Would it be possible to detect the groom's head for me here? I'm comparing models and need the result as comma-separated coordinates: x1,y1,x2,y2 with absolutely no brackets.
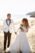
7,13,11,19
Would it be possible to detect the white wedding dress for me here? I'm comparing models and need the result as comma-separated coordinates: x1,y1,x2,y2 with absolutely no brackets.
6,26,31,53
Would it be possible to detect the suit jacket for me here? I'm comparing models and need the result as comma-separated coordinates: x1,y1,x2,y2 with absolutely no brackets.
3,19,15,33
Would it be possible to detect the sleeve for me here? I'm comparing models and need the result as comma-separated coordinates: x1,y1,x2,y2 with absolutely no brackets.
3,20,6,32
11,20,17,33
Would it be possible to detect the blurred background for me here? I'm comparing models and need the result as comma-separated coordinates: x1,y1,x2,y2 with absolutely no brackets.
0,0,35,53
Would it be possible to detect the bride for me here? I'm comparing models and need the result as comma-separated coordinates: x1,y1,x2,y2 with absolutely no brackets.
6,18,31,53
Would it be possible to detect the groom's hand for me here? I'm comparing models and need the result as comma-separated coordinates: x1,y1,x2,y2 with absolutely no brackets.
15,32,17,34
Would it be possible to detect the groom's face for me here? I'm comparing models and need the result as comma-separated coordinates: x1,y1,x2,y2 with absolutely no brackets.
7,14,11,19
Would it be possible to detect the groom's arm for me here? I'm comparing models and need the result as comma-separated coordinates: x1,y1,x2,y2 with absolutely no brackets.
3,20,7,32
11,20,17,34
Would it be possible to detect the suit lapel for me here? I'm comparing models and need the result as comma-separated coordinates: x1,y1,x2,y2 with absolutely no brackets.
6,19,11,26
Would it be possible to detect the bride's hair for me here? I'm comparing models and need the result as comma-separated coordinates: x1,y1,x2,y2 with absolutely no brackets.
22,18,29,28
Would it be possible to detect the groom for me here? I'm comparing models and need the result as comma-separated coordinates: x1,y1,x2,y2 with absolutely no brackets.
3,13,14,51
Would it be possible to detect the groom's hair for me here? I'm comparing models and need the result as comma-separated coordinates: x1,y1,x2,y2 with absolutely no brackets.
7,13,11,16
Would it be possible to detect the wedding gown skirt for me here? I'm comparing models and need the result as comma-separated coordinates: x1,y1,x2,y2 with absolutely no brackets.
7,31,31,53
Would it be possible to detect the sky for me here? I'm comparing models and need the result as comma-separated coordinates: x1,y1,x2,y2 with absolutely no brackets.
0,0,35,22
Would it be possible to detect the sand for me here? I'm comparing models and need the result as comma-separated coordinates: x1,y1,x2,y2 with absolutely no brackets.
0,31,35,53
